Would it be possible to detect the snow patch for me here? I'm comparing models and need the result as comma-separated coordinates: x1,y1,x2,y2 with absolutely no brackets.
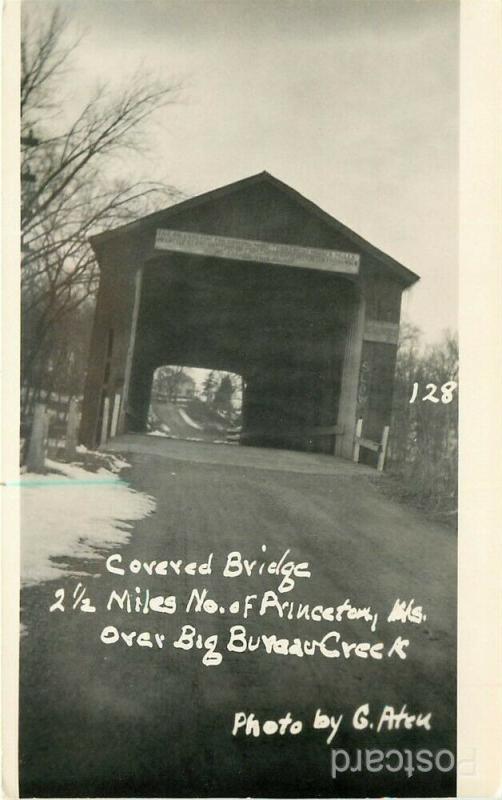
74,447,131,473
21,460,156,587
178,408,202,430
105,454,131,472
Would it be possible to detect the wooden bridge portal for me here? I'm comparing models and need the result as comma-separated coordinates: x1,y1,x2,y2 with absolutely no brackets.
80,172,419,460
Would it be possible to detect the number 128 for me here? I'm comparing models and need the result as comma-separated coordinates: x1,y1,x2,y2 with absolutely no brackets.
409,381,457,404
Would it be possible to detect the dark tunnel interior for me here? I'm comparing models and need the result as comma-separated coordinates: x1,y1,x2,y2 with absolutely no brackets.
127,253,359,453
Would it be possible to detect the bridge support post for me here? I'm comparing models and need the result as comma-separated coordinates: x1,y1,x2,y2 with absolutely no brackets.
117,265,143,436
335,294,366,460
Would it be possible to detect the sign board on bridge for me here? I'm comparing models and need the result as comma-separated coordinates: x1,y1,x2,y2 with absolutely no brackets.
155,228,360,275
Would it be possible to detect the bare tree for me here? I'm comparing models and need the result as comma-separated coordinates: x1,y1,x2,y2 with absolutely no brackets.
213,375,234,418
21,6,183,418
388,325,458,517
152,366,188,402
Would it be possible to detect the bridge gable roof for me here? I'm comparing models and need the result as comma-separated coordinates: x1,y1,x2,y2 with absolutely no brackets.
91,171,419,286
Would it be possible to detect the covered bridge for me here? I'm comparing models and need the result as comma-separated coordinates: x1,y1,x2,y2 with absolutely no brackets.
80,171,419,460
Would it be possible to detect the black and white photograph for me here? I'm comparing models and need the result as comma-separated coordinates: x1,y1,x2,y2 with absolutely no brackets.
7,0,472,796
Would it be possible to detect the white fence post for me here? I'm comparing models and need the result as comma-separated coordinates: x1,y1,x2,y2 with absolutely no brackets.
100,396,110,446
65,398,79,461
353,417,363,463
377,425,390,472
110,393,121,439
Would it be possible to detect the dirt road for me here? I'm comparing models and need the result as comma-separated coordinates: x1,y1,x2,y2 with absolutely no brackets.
19,436,456,797
151,400,228,441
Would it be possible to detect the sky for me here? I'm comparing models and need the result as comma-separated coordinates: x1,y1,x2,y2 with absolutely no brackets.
25,0,459,341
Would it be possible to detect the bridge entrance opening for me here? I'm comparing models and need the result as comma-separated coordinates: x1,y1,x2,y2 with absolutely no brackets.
126,252,356,454
147,365,243,444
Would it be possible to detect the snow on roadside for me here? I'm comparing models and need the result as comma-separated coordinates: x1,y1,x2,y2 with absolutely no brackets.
75,445,131,472
178,407,203,430
21,459,156,587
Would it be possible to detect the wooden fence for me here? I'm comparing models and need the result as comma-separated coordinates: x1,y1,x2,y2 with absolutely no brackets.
24,400,81,472
352,417,390,472
238,423,344,451
24,405,390,474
